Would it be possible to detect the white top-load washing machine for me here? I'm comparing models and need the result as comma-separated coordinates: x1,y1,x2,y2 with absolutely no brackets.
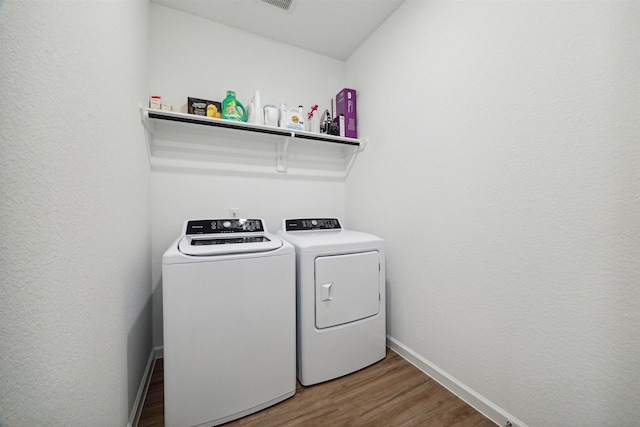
163,218,295,427
278,218,386,386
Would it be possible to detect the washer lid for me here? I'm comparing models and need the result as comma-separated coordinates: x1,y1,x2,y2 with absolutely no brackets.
178,233,282,256
177,218,283,256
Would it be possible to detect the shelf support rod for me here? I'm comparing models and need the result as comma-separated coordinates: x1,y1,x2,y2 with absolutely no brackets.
344,137,368,177
277,137,291,173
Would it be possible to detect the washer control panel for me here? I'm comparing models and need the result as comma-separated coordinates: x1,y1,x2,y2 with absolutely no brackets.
284,218,341,231
185,219,265,235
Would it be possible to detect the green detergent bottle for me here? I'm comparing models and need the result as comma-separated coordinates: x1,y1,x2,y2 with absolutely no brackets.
222,90,247,122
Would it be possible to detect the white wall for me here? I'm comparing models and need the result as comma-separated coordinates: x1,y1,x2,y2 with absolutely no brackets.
0,1,152,425
346,1,640,426
148,4,348,347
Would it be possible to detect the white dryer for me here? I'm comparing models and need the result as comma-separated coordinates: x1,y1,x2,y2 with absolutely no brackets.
163,218,295,427
278,218,386,386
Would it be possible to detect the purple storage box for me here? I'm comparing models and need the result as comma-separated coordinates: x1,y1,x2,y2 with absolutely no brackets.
335,88,357,138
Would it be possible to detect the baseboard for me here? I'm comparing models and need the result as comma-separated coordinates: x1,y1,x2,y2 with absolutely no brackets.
386,336,528,427
128,346,164,427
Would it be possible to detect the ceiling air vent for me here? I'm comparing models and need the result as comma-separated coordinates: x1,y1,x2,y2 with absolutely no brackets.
257,0,295,12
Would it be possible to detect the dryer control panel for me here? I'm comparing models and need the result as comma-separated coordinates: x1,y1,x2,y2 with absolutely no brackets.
185,219,265,235
284,218,341,231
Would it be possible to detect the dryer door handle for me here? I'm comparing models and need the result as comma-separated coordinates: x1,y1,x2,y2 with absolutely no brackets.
321,283,333,302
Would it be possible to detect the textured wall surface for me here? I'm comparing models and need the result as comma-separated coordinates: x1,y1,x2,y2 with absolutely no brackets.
0,1,152,425
148,4,349,348
346,1,640,426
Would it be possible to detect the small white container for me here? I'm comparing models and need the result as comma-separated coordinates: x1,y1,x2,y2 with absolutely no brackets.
264,105,279,127
149,95,161,109
309,115,320,133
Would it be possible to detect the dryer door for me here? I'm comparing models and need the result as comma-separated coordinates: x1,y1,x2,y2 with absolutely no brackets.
315,251,380,329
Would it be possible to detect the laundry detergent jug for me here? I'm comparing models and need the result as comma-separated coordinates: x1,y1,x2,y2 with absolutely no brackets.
279,103,304,131
222,90,247,122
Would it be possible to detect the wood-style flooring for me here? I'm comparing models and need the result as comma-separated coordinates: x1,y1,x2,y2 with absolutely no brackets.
137,348,496,426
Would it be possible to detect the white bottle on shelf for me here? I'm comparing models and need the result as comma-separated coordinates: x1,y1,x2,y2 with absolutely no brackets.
247,90,263,125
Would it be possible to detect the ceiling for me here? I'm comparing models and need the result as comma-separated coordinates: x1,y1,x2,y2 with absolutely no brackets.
151,0,406,61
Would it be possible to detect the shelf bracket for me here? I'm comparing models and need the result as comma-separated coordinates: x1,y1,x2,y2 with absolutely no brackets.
139,107,153,161
344,137,368,177
277,137,291,172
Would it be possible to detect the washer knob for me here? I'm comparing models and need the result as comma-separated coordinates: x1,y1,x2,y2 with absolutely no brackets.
223,220,232,228
311,220,318,226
